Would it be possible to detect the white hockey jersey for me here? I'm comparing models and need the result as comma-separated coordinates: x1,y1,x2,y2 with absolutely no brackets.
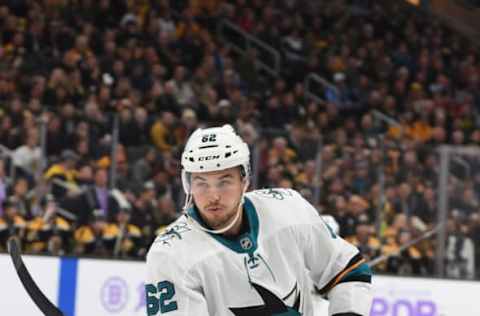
146,188,372,316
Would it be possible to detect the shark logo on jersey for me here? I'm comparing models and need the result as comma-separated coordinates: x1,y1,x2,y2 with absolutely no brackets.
255,188,294,200
229,282,301,315
155,223,192,246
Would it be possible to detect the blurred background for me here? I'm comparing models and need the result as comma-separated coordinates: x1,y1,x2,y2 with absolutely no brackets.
1,0,480,315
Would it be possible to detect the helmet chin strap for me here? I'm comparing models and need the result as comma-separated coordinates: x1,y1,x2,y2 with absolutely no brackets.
184,181,249,235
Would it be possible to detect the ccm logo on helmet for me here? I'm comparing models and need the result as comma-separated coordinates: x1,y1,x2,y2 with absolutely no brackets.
198,155,221,161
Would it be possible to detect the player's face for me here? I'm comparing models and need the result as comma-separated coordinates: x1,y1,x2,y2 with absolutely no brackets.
190,167,245,231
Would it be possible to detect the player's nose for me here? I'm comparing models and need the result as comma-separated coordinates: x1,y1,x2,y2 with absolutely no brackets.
208,190,221,203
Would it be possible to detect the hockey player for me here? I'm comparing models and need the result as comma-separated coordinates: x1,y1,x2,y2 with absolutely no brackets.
146,125,372,316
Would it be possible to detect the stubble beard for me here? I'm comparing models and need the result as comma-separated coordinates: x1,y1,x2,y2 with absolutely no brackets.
208,198,242,230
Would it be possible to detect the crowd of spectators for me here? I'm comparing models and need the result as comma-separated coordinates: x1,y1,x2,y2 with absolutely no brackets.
0,0,479,279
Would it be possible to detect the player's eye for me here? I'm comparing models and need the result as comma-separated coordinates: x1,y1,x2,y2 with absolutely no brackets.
219,180,231,187
194,182,208,189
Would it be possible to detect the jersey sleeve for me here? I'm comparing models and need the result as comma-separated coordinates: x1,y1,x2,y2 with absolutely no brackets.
292,192,372,315
145,248,210,316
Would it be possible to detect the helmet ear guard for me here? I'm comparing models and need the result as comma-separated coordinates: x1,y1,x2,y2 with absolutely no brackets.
239,164,249,178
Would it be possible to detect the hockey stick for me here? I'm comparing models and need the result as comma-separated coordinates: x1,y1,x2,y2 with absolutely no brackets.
7,237,64,316
367,224,441,268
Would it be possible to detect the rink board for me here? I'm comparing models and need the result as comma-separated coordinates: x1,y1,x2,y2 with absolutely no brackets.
1,253,480,316
0,254,60,315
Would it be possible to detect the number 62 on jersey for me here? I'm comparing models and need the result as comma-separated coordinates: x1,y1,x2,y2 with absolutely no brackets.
146,281,178,315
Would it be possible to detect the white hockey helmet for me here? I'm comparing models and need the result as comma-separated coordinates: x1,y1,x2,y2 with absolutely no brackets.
181,124,250,194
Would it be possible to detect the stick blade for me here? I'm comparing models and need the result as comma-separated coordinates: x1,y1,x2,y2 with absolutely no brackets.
7,237,64,316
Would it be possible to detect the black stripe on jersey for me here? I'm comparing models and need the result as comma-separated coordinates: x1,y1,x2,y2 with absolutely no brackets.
332,313,363,316
317,253,365,295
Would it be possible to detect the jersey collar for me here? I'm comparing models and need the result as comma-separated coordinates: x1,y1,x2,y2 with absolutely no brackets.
187,197,259,254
